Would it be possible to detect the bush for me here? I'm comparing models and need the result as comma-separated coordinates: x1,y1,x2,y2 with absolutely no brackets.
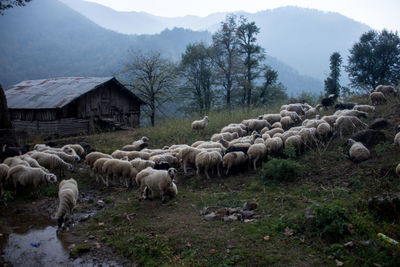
260,158,303,183
311,202,350,242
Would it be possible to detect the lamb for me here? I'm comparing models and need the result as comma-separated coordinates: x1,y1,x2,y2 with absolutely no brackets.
334,116,368,138
192,116,209,130
122,136,149,151
139,168,177,203
265,137,283,157
222,152,248,175
335,102,357,110
210,132,239,142
280,116,294,131
55,178,79,227
285,135,303,155
263,114,282,124
195,151,223,179
102,159,137,187
29,151,73,176
247,143,267,170
345,139,370,162
84,152,112,168
6,165,57,189
353,105,375,113
396,163,400,177
370,92,386,105
375,85,397,97
351,129,386,147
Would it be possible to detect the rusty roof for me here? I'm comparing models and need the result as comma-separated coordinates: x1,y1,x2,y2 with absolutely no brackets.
5,77,143,109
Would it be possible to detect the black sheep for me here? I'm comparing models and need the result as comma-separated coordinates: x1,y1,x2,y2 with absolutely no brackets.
349,129,386,148
335,102,356,110
225,145,249,155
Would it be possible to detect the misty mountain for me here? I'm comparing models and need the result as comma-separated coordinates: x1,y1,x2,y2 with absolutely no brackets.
0,0,322,96
61,0,370,82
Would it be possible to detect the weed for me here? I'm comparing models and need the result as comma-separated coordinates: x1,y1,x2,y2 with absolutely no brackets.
260,158,303,183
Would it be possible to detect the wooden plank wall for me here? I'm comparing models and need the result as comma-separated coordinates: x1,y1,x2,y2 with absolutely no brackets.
12,118,90,137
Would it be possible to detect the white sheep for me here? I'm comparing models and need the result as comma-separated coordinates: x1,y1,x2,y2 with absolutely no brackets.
266,128,284,138
178,146,203,174
345,139,370,162
394,131,400,147
149,153,178,167
265,137,283,157
263,114,282,124
56,178,79,227
30,151,73,177
271,122,282,129
396,163,400,177
122,136,149,151
370,91,386,105
353,105,375,113
316,122,332,142
139,168,177,203
42,149,80,164
67,144,85,156
3,156,30,168
334,109,368,119
305,108,318,119
220,125,247,137
195,151,222,179
334,116,368,138
222,152,248,175
285,135,303,155
84,152,112,167
210,132,239,142
285,103,305,116
6,165,57,189
102,159,137,187
375,85,397,97
0,163,10,194
248,143,267,170
299,128,318,148
92,158,111,185
192,116,209,130
280,110,302,124
130,158,156,173
280,116,294,130
197,141,226,152
248,118,271,132
143,181,178,201
302,119,326,129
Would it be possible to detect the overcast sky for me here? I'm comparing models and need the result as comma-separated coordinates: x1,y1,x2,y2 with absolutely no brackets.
86,0,400,32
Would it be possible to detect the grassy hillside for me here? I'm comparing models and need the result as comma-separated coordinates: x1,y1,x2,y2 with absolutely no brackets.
37,94,400,266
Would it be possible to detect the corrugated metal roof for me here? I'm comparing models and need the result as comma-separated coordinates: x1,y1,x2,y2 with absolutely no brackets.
5,77,116,109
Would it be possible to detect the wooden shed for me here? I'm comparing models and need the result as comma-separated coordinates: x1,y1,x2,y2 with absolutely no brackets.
5,77,144,137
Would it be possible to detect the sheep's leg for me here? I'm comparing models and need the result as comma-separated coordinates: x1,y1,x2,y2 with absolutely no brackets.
205,166,210,180
183,161,187,174
253,158,257,170
217,165,221,177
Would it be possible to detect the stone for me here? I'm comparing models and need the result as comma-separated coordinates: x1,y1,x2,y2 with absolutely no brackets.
204,212,217,221
215,208,229,218
304,206,316,221
368,194,400,220
243,202,258,211
240,210,254,219
223,216,234,222
97,200,105,208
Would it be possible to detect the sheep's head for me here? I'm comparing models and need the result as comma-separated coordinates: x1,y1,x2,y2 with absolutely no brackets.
204,116,209,121
67,164,74,171
168,168,177,180
141,136,149,142
74,155,80,162
218,138,229,148
344,138,356,147
62,146,74,155
46,173,57,184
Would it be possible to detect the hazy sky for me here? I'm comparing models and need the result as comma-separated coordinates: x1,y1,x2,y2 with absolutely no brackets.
86,0,400,32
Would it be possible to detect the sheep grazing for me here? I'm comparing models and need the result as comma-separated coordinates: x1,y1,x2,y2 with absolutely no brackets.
3,156,30,168
353,105,375,113
345,139,370,162
280,116,294,131
29,151,73,177
247,118,271,132
20,154,49,172
178,146,203,174
394,131,400,147
316,122,332,142
285,135,303,155
41,149,80,164
375,85,397,97
92,158,111,185
195,151,222,179
56,178,79,228
369,118,390,130
333,116,368,138
6,165,57,190
84,152,112,168
222,152,248,175
299,128,318,148
335,102,357,110
149,154,178,169
0,163,10,193
138,167,177,203
248,143,267,170
143,181,178,202
102,159,137,187
210,132,239,142
130,158,156,173
192,116,209,130
335,109,368,119
285,103,305,116
321,115,339,127
265,137,283,157
351,129,386,147
305,108,318,119
370,92,386,105
67,144,86,157
220,125,247,137
321,94,336,109
263,114,282,124
396,163,400,177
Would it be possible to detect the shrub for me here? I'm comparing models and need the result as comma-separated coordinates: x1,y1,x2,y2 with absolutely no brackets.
260,158,303,183
311,202,350,242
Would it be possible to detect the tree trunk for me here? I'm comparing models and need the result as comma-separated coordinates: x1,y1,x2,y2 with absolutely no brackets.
0,84,12,129
150,96,155,126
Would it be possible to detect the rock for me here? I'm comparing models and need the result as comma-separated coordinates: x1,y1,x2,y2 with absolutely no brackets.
227,208,240,215
368,194,400,220
215,208,229,218
88,235,95,239
243,202,258,211
240,210,254,219
223,216,234,222
204,212,217,221
97,200,105,208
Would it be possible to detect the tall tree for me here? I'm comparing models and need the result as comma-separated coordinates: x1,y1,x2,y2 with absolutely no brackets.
258,65,278,105
0,84,12,129
121,50,176,126
179,43,214,114
236,17,265,108
324,52,342,96
211,15,240,110
0,0,31,14
346,29,400,92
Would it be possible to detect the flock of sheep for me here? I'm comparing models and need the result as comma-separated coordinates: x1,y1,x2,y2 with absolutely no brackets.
0,84,399,228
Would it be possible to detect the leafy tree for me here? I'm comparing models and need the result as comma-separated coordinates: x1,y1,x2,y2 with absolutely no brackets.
121,50,176,126
346,29,400,92
258,65,278,105
179,42,214,114
236,17,265,108
0,84,12,129
0,0,30,14
324,52,342,96
211,15,241,110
